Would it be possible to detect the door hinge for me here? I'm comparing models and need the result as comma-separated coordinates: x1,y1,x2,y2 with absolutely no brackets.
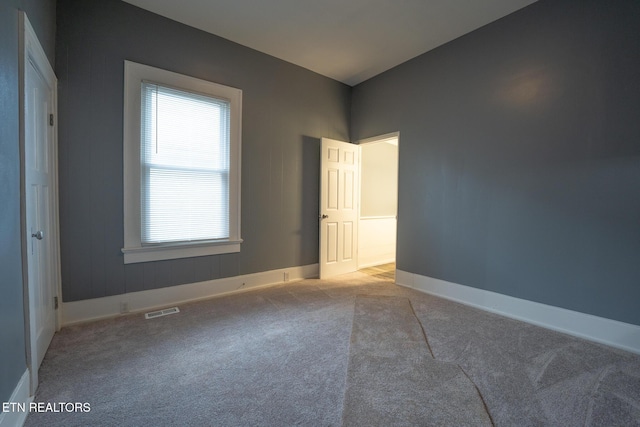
49,114,54,126
54,296,59,310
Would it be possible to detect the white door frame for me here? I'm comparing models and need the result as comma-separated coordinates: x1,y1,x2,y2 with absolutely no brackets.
19,11,62,394
356,132,400,270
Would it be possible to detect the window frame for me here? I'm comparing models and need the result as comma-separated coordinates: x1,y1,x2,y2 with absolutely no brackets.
122,61,242,264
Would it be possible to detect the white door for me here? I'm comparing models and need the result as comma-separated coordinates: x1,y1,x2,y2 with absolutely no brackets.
319,138,359,278
22,13,58,392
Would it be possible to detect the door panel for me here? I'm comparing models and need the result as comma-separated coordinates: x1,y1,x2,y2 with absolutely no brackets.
344,170,354,209
320,138,359,278
25,55,56,375
343,222,354,260
328,169,339,209
327,223,338,263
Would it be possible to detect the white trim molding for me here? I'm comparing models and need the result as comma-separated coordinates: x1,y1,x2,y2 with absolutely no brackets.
357,131,400,146
62,264,318,326
396,270,640,355
0,370,33,427
122,60,242,264
19,11,62,396
121,239,242,264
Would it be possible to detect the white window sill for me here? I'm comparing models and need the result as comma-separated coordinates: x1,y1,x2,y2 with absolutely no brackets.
122,239,242,264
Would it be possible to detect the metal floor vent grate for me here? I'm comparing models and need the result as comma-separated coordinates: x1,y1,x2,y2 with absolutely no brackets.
145,307,180,320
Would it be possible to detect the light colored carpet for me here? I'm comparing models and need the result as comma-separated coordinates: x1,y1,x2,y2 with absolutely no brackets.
25,270,640,426
409,294,640,426
342,295,492,426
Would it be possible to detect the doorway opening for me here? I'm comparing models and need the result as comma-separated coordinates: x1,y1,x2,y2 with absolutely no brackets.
357,133,399,277
318,133,398,280
359,263,396,280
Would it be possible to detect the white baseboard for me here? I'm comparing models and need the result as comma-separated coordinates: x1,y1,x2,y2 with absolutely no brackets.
396,270,640,355
62,264,319,326
0,370,33,427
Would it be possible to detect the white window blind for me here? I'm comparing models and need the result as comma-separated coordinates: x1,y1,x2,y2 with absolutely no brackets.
140,82,230,244
123,61,242,263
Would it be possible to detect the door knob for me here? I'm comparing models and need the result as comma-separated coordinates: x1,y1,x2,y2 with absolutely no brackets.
320,214,329,219
32,230,44,240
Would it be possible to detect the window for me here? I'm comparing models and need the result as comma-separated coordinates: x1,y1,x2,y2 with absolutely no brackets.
122,61,242,264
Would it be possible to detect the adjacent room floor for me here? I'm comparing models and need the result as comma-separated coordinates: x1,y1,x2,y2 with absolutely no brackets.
358,263,396,281
26,268,640,426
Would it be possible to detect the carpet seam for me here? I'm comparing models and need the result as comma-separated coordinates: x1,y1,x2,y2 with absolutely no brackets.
339,295,358,427
459,365,496,427
408,299,435,359
409,299,496,427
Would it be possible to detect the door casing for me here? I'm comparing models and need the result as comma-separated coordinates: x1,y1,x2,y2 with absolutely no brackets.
19,11,62,395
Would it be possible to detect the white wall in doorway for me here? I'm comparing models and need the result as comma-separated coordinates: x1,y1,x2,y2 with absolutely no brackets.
358,135,398,268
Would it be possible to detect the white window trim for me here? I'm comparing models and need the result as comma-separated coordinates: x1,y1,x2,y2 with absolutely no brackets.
122,61,242,264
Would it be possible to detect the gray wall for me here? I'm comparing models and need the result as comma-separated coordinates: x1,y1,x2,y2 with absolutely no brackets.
56,0,351,302
0,0,55,403
352,0,640,326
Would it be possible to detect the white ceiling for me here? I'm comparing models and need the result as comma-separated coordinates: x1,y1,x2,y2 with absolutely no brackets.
122,0,537,86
